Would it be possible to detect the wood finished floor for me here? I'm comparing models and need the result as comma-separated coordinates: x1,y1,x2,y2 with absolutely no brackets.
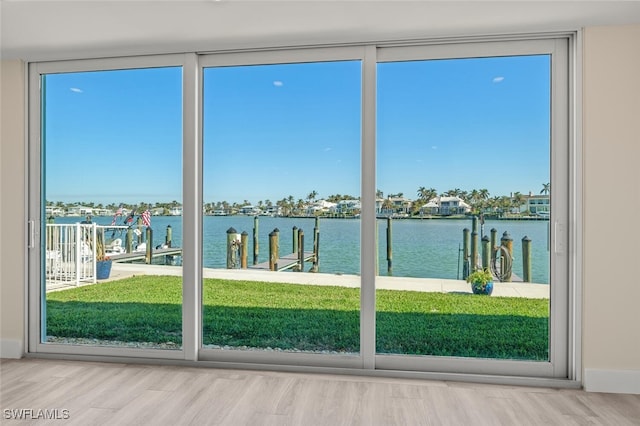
1,358,639,425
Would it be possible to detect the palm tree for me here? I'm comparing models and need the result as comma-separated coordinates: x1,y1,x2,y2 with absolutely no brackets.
540,182,550,195
376,189,384,199
511,192,525,214
307,190,318,204
382,198,394,213
417,187,437,203
444,188,462,197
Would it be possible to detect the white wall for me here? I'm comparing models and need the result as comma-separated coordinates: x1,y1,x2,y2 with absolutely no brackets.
2,24,640,393
582,24,640,393
0,59,26,358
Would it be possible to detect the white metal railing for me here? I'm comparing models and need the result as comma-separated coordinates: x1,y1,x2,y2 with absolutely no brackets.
45,223,97,287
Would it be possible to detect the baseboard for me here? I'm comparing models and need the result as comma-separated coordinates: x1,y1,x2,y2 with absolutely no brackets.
0,339,24,359
584,368,640,394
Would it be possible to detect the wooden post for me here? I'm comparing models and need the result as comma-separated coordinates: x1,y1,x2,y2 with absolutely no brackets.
298,228,304,272
253,216,259,265
471,230,479,271
240,231,248,269
472,216,478,234
292,226,298,255
462,228,470,279
313,217,319,273
386,217,393,276
165,225,172,247
269,229,278,271
522,235,532,282
145,227,153,264
481,235,491,270
501,231,513,282
490,228,498,256
137,217,143,245
312,231,319,273
126,228,133,253
226,227,238,269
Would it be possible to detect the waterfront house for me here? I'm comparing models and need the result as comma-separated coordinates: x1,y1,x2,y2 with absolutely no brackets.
523,194,550,215
45,206,65,217
169,206,182,216
306,199,336,216
331,199,361,215
66,205,94,217
420,196,471,215
239,205,261,215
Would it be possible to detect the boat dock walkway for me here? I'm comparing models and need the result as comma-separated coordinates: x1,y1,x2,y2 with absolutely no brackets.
248,251,315,271
109,248,182,263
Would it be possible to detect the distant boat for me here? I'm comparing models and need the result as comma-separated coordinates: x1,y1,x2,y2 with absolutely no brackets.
536,211,550,219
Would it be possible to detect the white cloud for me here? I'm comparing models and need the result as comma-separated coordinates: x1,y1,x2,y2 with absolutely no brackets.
324,147,332,152
431,146,438,150
273,81,283,87
70,87,83,93
492,77,504,83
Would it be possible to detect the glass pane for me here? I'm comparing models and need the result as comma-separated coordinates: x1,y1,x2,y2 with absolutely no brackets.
203,61,361,354
376,55,550,360
42,67,183,349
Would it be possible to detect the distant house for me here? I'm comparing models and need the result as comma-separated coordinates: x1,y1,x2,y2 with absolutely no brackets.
67,205,94,217
420,196,471,215
264,205,282,216
169,206,182,216
523,194,550,215
45,206,65,217
306,199,336,216
331,199,361,215
239,205,261,215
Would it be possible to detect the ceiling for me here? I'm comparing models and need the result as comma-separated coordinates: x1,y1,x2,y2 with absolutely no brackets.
2,1,640,61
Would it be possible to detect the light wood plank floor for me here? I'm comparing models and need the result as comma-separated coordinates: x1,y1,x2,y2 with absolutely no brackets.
1,358,639,425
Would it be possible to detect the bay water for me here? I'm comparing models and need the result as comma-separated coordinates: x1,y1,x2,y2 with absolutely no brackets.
55,215,550,284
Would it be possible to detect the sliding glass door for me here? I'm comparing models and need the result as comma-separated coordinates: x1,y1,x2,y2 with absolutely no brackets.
200,55,362,363
29,38,573,379
30,57,185,356
374,40,569,376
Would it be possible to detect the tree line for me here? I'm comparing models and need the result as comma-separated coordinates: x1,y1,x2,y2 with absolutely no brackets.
47,183,549,216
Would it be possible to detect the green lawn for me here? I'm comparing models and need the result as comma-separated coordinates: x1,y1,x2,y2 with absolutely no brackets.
46,275,549,360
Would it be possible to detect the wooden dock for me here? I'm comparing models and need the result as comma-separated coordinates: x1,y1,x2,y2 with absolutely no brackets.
248,251,315,271
110,248,182,263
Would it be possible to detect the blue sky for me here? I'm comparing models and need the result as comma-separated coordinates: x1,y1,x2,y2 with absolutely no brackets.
45,55,549,206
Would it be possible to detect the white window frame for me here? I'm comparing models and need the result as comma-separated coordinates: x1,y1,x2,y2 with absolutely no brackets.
27,34,580,386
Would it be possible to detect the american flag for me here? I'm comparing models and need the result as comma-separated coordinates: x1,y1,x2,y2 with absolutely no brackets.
110,205,123,225
141,209,151,227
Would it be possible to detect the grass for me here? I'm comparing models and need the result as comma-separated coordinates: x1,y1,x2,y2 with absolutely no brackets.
46,275,549,360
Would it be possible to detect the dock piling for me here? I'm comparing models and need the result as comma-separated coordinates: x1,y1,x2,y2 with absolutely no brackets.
386,217,393,276
241,231,248,269
145,227,152,264
269,229,279,271
226,227,240,269
481,235,491,269
165,225,172,248
298,229,305,272
522,236,532,282
292,226,298,255
462,228,470,280
500,231,513,282
253,216,259,265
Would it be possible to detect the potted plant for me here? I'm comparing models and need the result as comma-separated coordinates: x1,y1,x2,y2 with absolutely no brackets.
466,268,494,295
95,230,112,280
